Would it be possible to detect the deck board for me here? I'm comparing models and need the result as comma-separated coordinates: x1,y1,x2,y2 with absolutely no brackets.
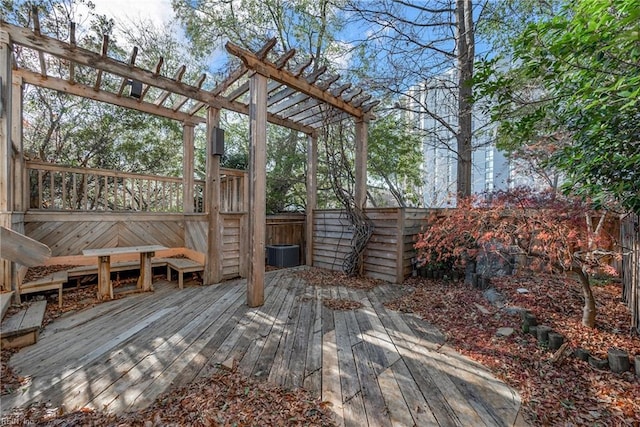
1,268,524,426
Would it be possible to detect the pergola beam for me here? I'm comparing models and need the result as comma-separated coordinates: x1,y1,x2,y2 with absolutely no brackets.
226,41,364,119
1,22,314,134
15,69,204,125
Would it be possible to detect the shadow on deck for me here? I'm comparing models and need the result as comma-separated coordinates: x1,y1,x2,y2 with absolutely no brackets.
1,268,525,426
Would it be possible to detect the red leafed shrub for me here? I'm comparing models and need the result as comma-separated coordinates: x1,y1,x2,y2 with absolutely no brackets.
415,188,619,327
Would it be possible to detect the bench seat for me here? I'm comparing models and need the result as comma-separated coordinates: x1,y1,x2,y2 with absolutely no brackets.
67,259,171,278
19,271,67,308
166,258,204,289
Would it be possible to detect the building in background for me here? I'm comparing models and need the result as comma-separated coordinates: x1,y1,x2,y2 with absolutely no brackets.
407,71,511,207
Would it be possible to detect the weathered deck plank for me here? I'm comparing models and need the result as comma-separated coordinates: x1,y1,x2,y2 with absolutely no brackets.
1,268,524,427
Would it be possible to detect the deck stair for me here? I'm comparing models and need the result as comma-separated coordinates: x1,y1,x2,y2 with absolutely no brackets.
0,300,47,349
1,291,14,320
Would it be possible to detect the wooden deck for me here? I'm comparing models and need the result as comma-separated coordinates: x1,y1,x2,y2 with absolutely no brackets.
1,268,525,426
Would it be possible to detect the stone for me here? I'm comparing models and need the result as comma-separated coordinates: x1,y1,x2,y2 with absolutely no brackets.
588,356,609,370
479,276,491,289
516,288,530,294
474,303,491,315
476,243,515,277
548,332,565,351
607,348,630,373
521,311,538,328
529,325,538,337
503,305,526,316
496,327,514,337
464,261,476,285
536,325,553,345
573,348,590,361
635,355,640,378
483,288,504,305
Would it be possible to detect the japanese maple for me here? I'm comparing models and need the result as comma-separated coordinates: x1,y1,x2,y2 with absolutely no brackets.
415,189,618,327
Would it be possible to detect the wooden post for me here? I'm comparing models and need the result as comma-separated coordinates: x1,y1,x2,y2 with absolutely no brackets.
247,72,267,307
11,75,24,212
97,255,111,300
182,123,195,213
204,108,223,285
0,30,14,292
354,119,368,210
305,134,317,266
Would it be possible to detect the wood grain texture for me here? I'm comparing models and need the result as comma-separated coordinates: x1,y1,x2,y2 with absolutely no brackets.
312,208,439,284
1,268,523,426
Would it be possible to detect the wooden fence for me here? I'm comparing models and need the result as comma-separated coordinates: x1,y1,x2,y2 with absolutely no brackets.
313,208,433,283
621,213,640,334
266,214,306,263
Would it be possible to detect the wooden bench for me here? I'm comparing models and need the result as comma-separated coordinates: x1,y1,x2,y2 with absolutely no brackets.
166,258,204,289
19,271,67,308
1,300,47,348
67,259,171,281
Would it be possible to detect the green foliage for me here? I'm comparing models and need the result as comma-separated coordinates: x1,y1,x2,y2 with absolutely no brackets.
479,0,640,213
368,114,423,207
2,0,207,177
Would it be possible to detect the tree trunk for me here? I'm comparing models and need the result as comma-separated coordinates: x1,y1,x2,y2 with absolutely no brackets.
455,0,474,199
574,267,596,328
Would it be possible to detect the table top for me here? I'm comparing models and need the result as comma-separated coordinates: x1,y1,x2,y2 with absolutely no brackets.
82,245,168,257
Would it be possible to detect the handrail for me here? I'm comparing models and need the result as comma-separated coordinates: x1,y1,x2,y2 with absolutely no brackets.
25,161,246,213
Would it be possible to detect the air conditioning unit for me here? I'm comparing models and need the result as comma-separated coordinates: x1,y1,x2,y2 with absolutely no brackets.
266,244,300,268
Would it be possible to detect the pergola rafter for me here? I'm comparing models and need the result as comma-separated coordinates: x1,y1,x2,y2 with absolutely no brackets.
0,15,376,307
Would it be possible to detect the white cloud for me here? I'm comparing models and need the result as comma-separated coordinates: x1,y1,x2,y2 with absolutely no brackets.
87,0,173,27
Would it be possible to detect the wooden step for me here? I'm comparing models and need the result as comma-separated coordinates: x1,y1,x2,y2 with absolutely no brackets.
166,258,204,289
20,271,67,309
1,300,47,349
1,291,14,320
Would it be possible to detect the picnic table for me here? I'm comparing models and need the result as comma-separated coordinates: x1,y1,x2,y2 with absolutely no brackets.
82,245,167,299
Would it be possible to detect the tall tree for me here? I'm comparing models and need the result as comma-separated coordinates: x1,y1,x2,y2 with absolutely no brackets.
480,0,640,213
3,0,204,177
344,0,479,199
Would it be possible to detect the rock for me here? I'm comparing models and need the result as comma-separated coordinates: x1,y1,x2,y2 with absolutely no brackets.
503,305,526,316
536,325,553,345
635,355,640,378
464,261,476,285
516,288,530,294
496,327,514,337
529,325,538,337
479,276,491,290
483,288,504,305
548,332,565,351
474,303,491,315
588,356,609,370
573,348,590,361
476,243,515,277
607,348,630,373
521,311,538,328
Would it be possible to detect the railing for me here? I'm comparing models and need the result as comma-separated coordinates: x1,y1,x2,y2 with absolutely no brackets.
26,161,246,213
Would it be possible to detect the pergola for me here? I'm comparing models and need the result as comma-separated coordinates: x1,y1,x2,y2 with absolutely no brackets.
0,14,376,306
